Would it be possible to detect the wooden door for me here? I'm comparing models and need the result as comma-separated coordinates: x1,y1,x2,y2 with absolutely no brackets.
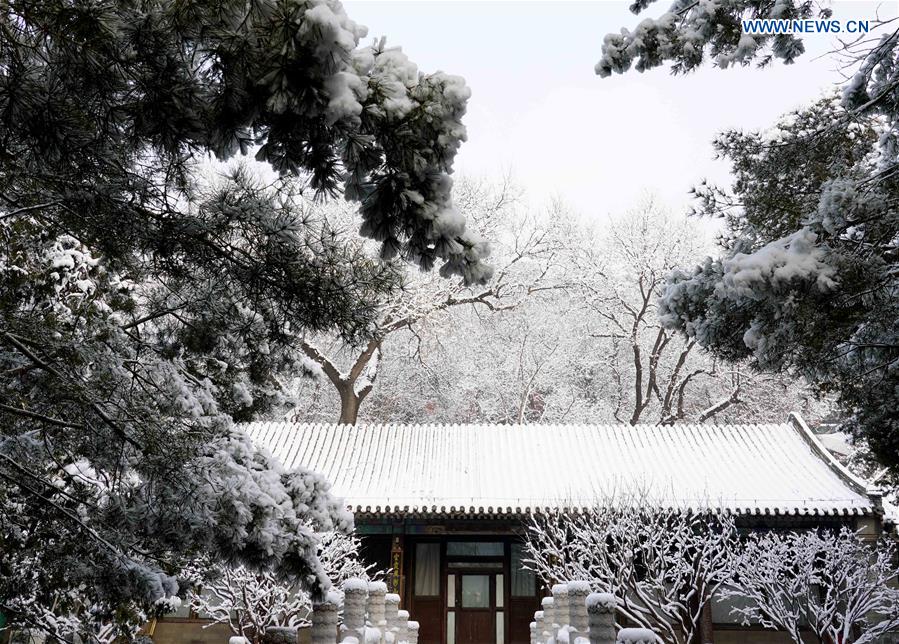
508,541,541,644
454,572,497,644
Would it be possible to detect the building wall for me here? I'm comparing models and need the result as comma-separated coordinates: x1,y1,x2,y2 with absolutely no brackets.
713,630,817,644
150,621,233,644
147,619,818,644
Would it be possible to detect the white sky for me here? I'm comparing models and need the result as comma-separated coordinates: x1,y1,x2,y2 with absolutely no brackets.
343,0,897,221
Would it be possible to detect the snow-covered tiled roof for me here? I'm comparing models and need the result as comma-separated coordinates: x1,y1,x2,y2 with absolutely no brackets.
243,414,880,517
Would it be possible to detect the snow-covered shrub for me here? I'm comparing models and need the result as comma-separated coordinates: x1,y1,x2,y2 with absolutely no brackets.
722,528,899,644
527,503,899,644
524,505,739,644
188,532,380,644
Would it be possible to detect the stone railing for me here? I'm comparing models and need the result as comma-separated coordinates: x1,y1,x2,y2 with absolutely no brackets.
529,582,657,644
309,580,420,644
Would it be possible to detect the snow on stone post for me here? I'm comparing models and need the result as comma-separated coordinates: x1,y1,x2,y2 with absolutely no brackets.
385,593,402,640
551,584,569,635
311,592,340,644
407,621,420,644
541,597,555,640
343,578,368,636
567,581,591,637
529,621,537,644
367,581,387,630
397,609,410,643
615,628,656,644
534,610,546,644
586,593,617,644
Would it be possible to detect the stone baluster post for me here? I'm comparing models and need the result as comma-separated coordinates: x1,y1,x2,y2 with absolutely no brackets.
552,583,569,638
586,593,616,644
541,596,554,641
367,581,387,630
567,581,590,640
396,609,410,643
529,621,537,644
615,628,656,644
385,593,401,641
343,579,369,637
534,610,545,644
311,592,340,644
407,621,419,644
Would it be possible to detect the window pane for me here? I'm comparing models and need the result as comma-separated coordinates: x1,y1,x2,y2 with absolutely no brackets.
461,575,490,608
448,575,456,607
711,590,754,624
447,611,456,644
447,561,503,570
447,541,504,557
511,543,535,597
496,574,504,608
414,543,440,596
496,612,504,644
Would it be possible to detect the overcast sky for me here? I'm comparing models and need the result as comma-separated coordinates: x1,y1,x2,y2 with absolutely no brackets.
344,0,896,222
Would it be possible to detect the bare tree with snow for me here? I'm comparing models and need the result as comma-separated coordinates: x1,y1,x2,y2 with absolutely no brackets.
568,198,826,426
721,528,899,644
188,532,378,644
524,501,739,644
293,177,568,424
288,195,827,427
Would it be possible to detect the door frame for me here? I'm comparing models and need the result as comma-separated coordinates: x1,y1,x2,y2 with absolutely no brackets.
406,534,543,644
443,539,507,644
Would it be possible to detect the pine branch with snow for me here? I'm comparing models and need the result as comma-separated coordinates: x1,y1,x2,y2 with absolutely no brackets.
600,0,899,482
0,0,478,637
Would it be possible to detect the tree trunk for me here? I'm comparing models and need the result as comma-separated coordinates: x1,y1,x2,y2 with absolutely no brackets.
698,598,715,644
337,386,361,425
300,341,378,425
689,586,716,644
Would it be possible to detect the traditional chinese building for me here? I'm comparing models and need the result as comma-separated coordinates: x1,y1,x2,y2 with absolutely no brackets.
241,413,883,644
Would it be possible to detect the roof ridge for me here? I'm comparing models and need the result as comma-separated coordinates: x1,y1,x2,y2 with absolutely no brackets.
239,421,794,431
788,412,882,504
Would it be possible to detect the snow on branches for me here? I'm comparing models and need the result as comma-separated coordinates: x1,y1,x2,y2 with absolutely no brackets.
596,0,826,77
721,528,899,644
525,504,899,644
188,532,378,644
0,424,353,644
0,207,356,637
524,504,738,644
654,94,899,475
599,1,899,479
1,0,482,631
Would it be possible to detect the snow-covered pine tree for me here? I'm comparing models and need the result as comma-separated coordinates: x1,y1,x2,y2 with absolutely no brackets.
599,1,899,477
0,0,480,640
